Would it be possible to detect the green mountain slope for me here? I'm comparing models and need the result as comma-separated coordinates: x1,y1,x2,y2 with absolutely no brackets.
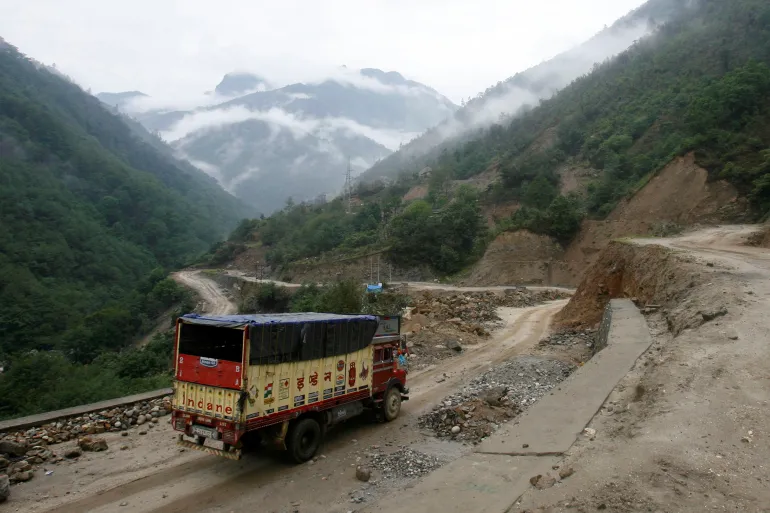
0,42,252,417
392,0,770,222
217,0,770,281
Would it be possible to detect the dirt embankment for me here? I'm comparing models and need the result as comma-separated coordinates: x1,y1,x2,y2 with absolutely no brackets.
516,228,770,512
563,152,748,275
556,239,739,337
746,223,770,248
462,230,576,287
464,153,748,290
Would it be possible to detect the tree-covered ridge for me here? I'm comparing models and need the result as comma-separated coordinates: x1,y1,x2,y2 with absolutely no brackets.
0,42,248,418
399,0,770,221
217,0,770,278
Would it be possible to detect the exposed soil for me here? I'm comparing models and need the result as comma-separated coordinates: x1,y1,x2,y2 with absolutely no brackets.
561,152,750,282
514,225,770,512
462,230,575,287
5,271,568,513
556,162,598,195
172,270,237,315
402,184,428,202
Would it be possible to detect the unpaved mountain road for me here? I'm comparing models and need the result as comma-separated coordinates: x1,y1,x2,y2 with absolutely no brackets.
224,269,575,293
172,270,237,315
11,297,568,513
514,225,770,512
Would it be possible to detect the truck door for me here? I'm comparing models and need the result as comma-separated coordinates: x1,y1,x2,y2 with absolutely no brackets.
372,345,394,393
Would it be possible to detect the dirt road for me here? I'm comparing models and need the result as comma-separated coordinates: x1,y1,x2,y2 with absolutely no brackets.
12,297,568,513
513,225,770,512
224,269,575,294
172,270,237,315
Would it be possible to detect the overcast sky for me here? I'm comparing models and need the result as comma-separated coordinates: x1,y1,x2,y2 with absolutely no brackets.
1,0,646,104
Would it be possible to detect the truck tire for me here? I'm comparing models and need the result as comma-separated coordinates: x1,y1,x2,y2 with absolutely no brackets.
287,418,322,463
383,387,402,422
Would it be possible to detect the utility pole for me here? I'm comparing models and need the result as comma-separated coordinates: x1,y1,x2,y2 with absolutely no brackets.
345,158,352,214
377,254,380,283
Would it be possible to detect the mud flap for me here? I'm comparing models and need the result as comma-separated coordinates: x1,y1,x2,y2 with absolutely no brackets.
177,434,242,460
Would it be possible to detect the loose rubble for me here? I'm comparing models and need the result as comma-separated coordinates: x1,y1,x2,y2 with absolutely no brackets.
0,396,172,486
404,288,572,370
410,289,571,331
538,329,596,348
367,447,445,479
418,356,575,444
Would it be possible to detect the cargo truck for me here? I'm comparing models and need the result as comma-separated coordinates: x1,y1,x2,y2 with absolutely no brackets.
171,312,408,462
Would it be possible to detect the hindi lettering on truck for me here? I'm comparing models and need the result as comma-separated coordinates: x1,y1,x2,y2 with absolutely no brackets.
171,312,408,462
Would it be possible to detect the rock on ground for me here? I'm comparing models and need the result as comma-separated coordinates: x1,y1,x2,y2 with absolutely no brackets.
418,356,575,444
0,396,172,449
355,466,371,482
367,447,444,479
0,474,9,503
78,436,108,452
0,440,28,457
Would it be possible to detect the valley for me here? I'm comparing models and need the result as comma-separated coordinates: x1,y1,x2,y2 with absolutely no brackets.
3,0,770,510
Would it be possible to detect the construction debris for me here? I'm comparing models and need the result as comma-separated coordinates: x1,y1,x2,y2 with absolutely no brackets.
418,356,575,444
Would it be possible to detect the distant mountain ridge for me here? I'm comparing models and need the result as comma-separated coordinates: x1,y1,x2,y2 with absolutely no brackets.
98,68,457,213
357,0,683,183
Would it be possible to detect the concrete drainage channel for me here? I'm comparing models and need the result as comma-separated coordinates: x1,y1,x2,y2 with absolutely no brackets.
360,299,654,513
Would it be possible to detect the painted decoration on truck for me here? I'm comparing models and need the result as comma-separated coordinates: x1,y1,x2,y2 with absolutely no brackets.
242,345,378,425
279,378,290,400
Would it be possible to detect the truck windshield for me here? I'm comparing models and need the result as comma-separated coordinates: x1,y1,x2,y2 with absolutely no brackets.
178,324,243,363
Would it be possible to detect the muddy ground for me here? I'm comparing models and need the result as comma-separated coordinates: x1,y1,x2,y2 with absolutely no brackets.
4,286,573,512
512,226,770,512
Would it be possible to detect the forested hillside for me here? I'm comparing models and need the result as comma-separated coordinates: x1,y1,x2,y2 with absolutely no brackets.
215,0,770,277
0,41,252,418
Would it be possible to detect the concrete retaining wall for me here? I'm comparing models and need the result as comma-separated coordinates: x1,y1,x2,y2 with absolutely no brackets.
0,388,172,433
594,301,613,353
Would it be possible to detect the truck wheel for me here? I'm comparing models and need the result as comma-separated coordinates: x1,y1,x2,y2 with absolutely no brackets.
383,387,402,422
287,418,322,463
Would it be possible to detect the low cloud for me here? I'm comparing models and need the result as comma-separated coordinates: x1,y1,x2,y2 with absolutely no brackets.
163,105,419,152
427,19,653,143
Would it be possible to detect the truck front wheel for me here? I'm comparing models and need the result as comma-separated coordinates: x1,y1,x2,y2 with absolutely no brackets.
287,418,322,463
383,387,402,422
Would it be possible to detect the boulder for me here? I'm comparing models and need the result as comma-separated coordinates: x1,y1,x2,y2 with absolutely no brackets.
0,474,9,503
10,470,33,483
355,466,371,482
445,339,463,352
0,440,28,457
78,436,108,452
480,387,508,407
64,447,83,459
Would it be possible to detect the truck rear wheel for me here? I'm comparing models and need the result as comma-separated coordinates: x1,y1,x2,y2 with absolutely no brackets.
383,387,402,422
287,418,322,463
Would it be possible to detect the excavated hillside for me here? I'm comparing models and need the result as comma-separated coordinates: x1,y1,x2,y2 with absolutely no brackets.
562,153,749,274
460,230,575,287
556,240,737,336
464,152,751,288
514,226,770,512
